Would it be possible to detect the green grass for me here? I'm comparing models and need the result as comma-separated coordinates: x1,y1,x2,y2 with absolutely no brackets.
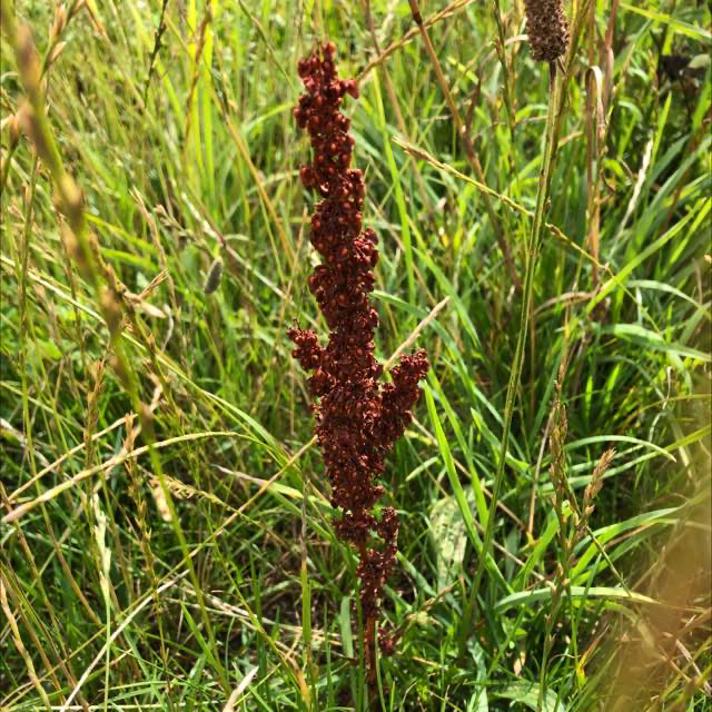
1,1,710,710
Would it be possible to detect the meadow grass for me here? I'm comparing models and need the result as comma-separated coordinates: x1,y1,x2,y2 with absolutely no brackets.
1,1,710,710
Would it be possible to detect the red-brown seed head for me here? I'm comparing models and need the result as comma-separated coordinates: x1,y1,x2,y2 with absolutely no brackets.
290,42,429,659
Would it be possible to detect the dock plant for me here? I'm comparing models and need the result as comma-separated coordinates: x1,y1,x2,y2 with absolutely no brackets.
289,42,429,695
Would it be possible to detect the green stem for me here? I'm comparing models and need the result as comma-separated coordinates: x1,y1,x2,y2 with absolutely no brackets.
458,62,567,657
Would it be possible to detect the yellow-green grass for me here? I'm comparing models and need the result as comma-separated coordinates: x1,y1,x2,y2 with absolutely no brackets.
1,1,710,710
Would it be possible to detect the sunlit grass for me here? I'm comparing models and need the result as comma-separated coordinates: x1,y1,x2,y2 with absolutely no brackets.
1,1,710,710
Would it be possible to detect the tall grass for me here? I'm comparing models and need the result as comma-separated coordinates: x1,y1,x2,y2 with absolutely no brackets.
1,1,710,710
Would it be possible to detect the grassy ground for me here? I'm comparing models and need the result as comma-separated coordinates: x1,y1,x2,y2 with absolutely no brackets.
1,1,710,710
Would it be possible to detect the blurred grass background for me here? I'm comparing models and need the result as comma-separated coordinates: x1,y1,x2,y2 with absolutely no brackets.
0,0,710,710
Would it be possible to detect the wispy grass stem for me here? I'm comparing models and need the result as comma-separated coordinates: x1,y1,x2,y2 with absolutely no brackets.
459,61,568,656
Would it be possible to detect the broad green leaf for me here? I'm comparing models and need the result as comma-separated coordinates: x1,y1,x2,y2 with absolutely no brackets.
430,494,469,589
493,681,566,712
496,586,658,612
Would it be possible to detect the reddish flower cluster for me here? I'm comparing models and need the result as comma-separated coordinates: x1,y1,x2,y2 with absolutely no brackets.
289,43,428,660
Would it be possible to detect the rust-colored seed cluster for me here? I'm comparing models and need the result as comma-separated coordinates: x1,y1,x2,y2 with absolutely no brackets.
289,42,428,659
524,0,569,62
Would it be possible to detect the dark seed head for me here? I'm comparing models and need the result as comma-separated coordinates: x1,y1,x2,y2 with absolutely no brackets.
203,257,223,295
524,0,569,62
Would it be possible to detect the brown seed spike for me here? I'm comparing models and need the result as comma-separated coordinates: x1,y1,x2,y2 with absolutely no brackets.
203,257,223,295
524,0,569,62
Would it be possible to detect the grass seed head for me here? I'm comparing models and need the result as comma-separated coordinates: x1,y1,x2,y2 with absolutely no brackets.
524,0,569,62
203,257,223,294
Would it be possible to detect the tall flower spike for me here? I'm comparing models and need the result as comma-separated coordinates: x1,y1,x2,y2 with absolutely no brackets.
289,42,429,686
524,0,570,62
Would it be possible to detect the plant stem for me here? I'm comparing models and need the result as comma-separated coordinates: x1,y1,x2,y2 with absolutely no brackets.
365,611,378,707
407,0,521,291
458,61,567,657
